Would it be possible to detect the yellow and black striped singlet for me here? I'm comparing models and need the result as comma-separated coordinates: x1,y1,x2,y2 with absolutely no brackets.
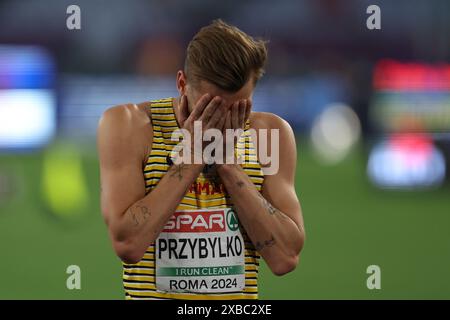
123,98,264,300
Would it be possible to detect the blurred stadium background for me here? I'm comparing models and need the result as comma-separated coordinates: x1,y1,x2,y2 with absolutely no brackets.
1,0,450,299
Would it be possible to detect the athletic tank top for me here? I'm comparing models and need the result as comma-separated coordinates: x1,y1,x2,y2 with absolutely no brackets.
122,98,264,300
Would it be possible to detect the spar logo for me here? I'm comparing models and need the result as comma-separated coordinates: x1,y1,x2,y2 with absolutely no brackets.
163,210,225,233
226,209,239,231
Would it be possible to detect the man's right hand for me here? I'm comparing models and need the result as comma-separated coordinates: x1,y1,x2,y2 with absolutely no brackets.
175,94,228,164
178,93,228,133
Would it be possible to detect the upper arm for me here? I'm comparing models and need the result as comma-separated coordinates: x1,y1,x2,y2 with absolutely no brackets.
258,113,304,230
97,104,150,236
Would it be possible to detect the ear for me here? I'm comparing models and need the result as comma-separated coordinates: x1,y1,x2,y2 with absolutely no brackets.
176,70,187,96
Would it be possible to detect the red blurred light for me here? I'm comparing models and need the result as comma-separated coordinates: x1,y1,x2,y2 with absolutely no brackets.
374,59,450,91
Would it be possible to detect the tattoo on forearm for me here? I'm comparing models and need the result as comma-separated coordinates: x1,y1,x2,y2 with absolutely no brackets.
170,164,186,181
255,235,276,252
130,203,151,228
258,193,289,220
137,204,150,221
131,208,139,227
236,180,245,188
259,193,277,215
265,199,277,215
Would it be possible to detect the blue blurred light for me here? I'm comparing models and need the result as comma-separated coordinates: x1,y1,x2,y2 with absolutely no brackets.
0,46,55,89
0,45,56,151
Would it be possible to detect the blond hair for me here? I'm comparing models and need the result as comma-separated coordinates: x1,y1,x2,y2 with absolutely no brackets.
185,19,268,92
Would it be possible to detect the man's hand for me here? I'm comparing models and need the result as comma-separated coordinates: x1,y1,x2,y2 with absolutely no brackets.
221,99,252,164
175,94,228,164
178,93,228,134
224,99,251,131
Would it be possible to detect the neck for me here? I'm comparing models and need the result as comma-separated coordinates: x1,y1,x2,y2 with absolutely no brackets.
172,96,184,128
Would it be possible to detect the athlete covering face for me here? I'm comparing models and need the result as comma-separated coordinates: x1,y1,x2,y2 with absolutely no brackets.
97,19,305,300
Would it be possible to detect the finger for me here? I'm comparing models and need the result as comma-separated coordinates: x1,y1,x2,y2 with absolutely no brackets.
189,93,212,121
215,107,228,132
178,95,189,126
238,100,246,129
224,102,235,131
199,96,222,124
244,99,252,124
208,99,227,128
222,111,232,146
224,110,232,131
231,101,240,129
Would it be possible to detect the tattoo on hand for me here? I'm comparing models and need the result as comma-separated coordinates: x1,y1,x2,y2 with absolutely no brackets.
255,235,276,252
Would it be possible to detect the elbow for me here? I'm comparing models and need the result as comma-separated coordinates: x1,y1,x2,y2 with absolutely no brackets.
119,252,143,265
269,240,303,276
269,254,299,276
270,234,304,276
113,239,145,264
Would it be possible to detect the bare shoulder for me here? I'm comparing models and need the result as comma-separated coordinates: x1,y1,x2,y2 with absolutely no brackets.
250,111,294,134
249,111,297,162
97,103,153,166
98,103,151,132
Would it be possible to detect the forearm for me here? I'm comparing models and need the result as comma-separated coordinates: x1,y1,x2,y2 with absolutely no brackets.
217,164,304,273
112,163,203,262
